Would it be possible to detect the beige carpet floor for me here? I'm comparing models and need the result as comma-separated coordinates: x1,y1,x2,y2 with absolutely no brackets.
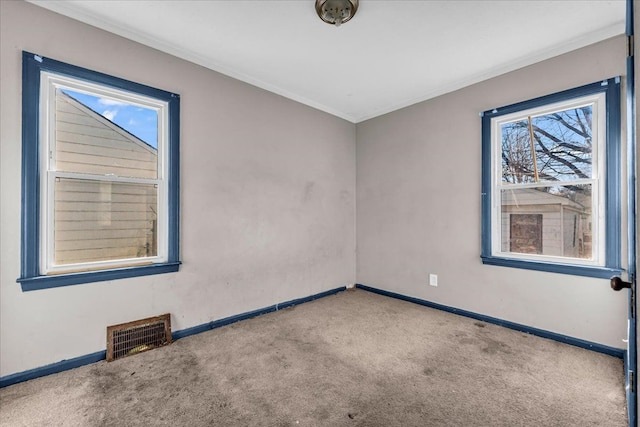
0,288,627,426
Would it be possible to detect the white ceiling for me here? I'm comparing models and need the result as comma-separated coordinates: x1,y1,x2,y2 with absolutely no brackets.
29,1,626,123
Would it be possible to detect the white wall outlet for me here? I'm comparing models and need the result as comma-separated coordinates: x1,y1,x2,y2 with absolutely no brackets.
429,274,438,287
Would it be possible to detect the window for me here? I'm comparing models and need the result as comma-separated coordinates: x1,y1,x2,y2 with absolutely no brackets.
19,52,180,291
481,78,621,278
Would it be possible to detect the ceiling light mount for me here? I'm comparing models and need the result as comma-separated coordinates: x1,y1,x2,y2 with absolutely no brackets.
315,0,358,27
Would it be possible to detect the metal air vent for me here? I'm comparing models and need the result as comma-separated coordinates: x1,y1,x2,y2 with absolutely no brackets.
106,313,172,361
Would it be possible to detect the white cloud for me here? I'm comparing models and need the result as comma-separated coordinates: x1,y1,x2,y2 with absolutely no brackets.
128,119,137,125
98,98,128,107
102,110,117,121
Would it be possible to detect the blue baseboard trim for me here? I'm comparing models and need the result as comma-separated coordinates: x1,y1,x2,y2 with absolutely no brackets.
172,286,346,340
0,350,106,388
356,284,625,359
0,286,346,388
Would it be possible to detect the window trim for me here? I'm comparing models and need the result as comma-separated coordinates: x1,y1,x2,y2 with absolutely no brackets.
18,52,181,291
481,78,622,279
490,93,606,267
41,73,170,274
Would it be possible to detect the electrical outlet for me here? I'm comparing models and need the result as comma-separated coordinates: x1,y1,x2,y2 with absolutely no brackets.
429,274,438,287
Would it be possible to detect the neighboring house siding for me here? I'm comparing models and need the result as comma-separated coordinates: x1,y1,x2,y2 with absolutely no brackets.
500,189,588,258
54,92,157,265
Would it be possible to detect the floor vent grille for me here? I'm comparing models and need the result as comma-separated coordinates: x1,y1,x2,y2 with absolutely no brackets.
106,313,172,362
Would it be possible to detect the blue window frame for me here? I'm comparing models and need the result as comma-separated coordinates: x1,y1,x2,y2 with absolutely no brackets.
481,78,622,278
18,52,180,291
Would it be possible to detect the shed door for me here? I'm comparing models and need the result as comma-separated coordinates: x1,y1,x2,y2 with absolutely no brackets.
510,214,542,254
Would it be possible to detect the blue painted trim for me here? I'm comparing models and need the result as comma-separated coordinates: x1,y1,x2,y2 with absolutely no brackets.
482,79,617,119
18,262,181,291
481,256,623,279
172,286,346,340
627,0,634,36
21,52,41,281
355,284,625,358
606,77,622,270
19,52,181,289
0,351,106,388
481,113,492,258
624,349,630,427
167,94,180,263
625,2,637,426
481,78,622,277
0,287,346,388
27,52,176,101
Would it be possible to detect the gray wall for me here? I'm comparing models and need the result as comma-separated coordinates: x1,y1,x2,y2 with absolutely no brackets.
356,36,628,348
0,1,355,377
0,0,629,378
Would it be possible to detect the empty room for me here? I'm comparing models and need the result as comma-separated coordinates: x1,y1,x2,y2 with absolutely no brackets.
0,0,638,426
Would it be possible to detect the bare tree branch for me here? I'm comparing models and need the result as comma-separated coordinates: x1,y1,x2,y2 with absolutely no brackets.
550,113,590,139
532,134,589,179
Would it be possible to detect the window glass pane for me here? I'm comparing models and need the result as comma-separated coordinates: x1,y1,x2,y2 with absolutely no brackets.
54,178,158,265
501,105,593,184
55,89,158,179
500,185,592,259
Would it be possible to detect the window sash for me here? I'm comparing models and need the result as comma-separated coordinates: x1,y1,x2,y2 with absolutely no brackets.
39,72,170,274
494,183,598,264
489,93,607,266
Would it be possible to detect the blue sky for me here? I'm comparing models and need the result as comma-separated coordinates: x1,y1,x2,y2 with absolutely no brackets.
62,89,158,148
